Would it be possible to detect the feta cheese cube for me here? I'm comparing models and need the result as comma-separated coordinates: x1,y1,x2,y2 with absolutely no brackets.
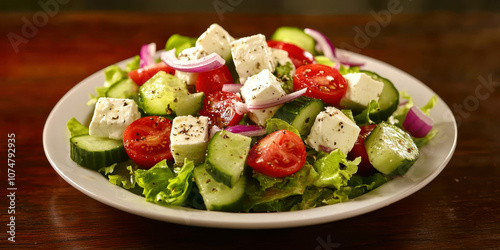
305,106,361,155
170,115,209,164
174,47,209,85
89,97,141,140
240,69,286,126
340,72,385,111
231,34,274,84
196,23,235,60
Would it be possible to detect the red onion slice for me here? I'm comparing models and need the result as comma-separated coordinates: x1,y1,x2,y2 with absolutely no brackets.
247,88,307,110
222,83,242,93
304,28,365,67
403,106,434,138
140,42,156,68
226,125,266,137
160,49,225,73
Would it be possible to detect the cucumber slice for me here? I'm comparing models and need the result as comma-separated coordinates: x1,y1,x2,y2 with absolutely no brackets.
359,70,399,123
273,96,324,136
106,78,138,100
364,122,419,176
206,130,252,187
70,135,129,171
193,164,246,212
271,26,316,54
138,71,204,117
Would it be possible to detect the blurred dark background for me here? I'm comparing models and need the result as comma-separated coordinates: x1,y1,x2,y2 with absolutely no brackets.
2,0,500,14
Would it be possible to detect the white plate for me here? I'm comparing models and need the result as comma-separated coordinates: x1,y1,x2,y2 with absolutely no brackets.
43,50,457,229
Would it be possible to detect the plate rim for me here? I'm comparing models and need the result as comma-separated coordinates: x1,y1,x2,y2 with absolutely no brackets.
43,49,457,229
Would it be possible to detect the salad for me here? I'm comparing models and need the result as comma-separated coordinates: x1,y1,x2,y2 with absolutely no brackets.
67,24,437,212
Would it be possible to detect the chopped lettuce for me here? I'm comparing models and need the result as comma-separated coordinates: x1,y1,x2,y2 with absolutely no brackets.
265,118,301,137
312,149,360,189
66,117,89,137
125,55,140,72
165,34,197,56
87,64,128,106
246,163,319,208
135,159,195,206
273,62,295,93
353,100,380,126
98,160,143,195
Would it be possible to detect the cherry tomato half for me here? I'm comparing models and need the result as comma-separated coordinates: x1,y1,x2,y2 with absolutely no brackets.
123,116,173,168
199,91,243,128
267,40,316,68
128,62,175,86
293,64,348,106
195,65,233,95
348,124,378,176
247,130,307,178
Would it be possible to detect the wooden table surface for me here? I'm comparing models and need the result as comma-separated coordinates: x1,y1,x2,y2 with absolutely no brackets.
1,10,499,249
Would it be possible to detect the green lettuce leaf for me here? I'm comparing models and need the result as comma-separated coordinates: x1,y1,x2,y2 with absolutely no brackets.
313,149,360,189
246,162,319,208
66,117,89,137
125,55,140,72
314,55,336,67
87,64,127,106
338,65,360,75
273,61,294,93
98,160,143,195
165,34,197,56
265,118,301,137
353,100,380,126
135,159,195,206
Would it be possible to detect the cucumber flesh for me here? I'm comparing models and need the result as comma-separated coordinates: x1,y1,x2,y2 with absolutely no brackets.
359,70,399,123
70,135,129,171
273,96,324,136
138,71,204,117
206,130,252,188
271,26,316,54
364,122,419,176
193,164,246,212
106,78,138,100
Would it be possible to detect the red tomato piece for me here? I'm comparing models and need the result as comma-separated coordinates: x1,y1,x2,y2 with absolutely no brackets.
247,130,307,178
195,65,233,95
199,91,243,128
293,64,348,106
267,40,316,68
123,116,173,168
127,62,175,86
348,124,378,176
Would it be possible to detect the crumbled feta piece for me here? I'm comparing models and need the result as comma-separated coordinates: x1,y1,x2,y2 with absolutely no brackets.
196,23,235,60
306,106,361,155
174,47,209,85
170,115,209,164
231,34,274,84
89,97,141,140
270,48,294,71
240,69,286,126
340,72,385,111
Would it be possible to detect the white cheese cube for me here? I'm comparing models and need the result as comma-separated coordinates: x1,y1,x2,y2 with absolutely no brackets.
89,97,141,140
340,72,385,111
174,47,209,85
196,23,235,60
305,106,361,155
240,69,286,126
231,34,274,84
170,115,209,164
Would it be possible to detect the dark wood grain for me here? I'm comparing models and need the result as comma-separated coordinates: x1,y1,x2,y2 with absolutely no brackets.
1,11,499,249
